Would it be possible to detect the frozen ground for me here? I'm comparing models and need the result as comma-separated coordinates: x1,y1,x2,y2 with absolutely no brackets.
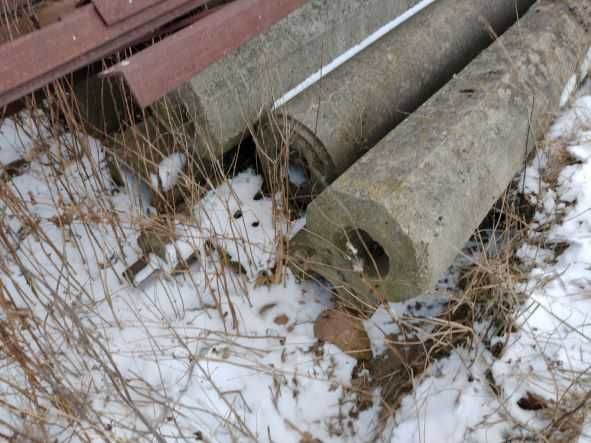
1,90,591,443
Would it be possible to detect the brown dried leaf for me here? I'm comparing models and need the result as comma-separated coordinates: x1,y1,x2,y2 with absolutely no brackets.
517,391,549,411
314,309,372,361
274,314,289,325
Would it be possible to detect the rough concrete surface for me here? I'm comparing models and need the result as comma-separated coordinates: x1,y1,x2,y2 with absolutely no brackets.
174,0,423,157
292,0,590,304
258,0,535,199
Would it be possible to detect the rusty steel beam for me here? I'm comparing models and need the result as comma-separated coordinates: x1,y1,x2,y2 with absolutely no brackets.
0,0,209,109
92,0,167,25
101,0,307,108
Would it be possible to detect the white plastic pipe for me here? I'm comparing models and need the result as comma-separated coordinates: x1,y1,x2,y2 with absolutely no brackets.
272,0,437,109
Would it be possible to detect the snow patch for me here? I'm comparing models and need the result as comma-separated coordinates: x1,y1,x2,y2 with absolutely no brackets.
158,152,186,191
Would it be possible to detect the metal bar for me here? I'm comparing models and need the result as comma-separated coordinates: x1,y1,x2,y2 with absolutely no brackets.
92,0,167,25
0,0,208,108
102,0,306,108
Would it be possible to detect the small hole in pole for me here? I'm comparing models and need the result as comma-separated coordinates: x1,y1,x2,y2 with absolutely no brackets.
342,228,390,279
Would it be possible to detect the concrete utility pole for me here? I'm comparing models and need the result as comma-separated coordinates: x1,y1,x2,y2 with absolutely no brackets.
258,0,535,204
291,0,590,304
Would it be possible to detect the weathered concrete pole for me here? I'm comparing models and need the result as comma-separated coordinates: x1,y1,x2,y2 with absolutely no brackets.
292,0,590,304
257,0,535,200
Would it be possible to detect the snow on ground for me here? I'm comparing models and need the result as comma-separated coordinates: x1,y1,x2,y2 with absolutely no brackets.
2,85,591,442
0,119,378,442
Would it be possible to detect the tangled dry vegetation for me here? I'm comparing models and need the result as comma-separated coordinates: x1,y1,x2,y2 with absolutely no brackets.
0,80,589,443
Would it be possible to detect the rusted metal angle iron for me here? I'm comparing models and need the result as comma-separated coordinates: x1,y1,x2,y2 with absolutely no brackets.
0,0,208,109
101,0,307,108
92,0,167,26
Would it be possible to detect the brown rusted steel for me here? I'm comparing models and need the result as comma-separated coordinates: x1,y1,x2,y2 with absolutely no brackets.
0,0,208,109
102,0,306,108
92,0,167,26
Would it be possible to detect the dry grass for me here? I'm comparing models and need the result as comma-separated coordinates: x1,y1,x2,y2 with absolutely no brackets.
0,80,242,440
0,51,320,439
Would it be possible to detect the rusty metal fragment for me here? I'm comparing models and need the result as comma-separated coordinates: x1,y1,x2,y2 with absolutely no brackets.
101,0,307,108
0,0,208,108
92,0,166,25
